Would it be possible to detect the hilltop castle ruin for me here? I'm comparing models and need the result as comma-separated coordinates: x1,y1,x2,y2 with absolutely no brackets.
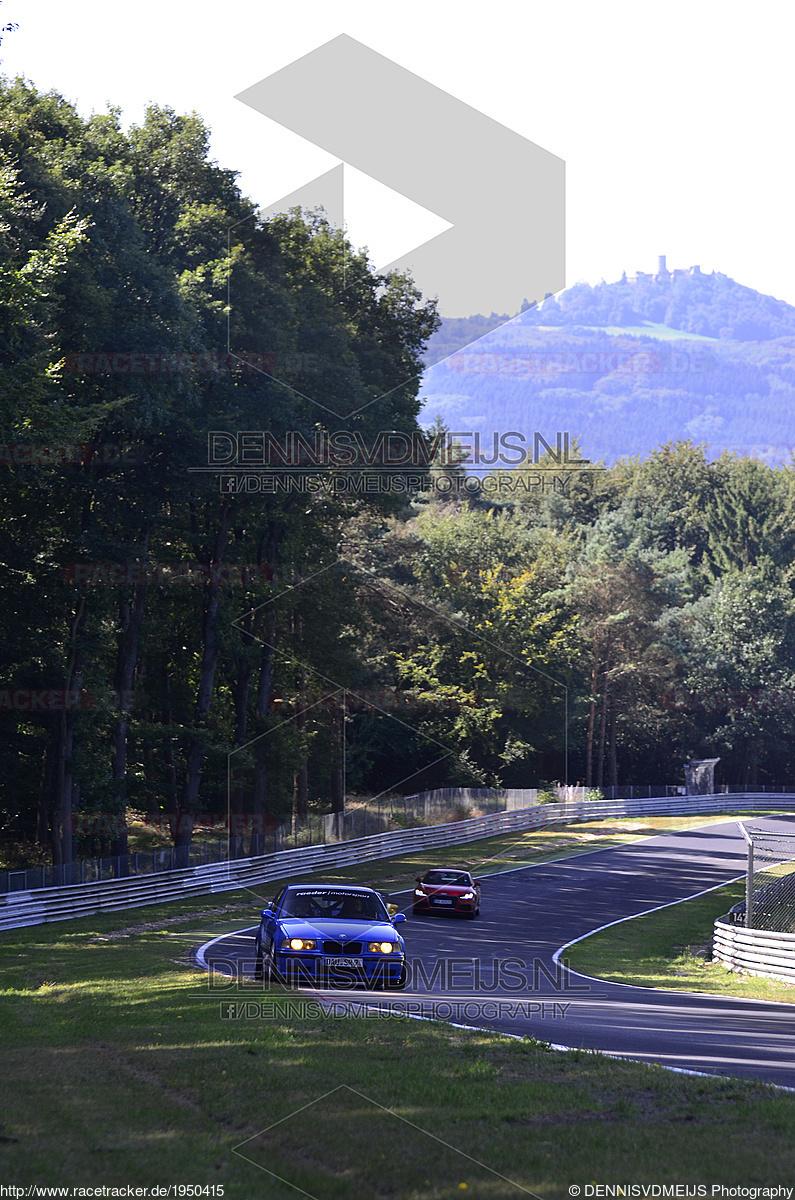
621,256,705,284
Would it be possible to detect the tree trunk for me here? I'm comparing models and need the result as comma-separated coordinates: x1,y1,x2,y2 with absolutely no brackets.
330,705,345,814
596,643,612,789
52,710,74,867
294,719,309,820
251,615,276,855
585,635,599,787
37,735,55,851
229,613,254,860
177,502,235,847
142,735,157,810
609,704,618,789
111,538,150,862
52,599,86,867
163,667,178,815
292,611,309,822
250,522,282,855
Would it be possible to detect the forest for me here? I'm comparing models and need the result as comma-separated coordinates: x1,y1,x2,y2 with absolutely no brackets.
3,79,795,870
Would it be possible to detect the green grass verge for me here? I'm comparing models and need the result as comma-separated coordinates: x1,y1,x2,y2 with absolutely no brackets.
566,880,795,1004
2,907,794,1195
2,812,794,1195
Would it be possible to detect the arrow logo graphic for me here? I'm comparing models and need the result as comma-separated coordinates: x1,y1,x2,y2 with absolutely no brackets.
236,34,564,334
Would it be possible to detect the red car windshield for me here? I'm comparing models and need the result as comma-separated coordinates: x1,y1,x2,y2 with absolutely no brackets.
423,871,471,887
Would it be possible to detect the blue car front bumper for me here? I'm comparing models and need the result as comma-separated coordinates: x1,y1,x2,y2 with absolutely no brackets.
274,952,405,987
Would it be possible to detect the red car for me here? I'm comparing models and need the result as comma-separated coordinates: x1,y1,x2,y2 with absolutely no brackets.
413,868,482,918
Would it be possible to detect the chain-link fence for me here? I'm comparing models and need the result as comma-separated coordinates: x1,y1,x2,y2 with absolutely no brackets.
0,839,229,894
731,824,795,931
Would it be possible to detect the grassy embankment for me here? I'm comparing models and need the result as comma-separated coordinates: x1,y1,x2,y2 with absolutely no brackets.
566,878,795,1004
2,813,795,1195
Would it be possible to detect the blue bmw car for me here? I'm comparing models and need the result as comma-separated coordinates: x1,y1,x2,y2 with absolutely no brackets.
254,884,407,989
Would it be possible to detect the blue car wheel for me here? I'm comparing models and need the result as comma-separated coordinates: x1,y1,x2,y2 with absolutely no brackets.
383,962,408,990
254,938,282,983
266,942,286,984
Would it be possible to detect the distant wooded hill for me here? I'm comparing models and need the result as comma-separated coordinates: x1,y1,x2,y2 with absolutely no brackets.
420,270,795,464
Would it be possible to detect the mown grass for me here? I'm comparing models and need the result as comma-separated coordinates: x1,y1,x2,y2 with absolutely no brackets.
2,813,795,1193
2,907,795,1196
566,880,795,1004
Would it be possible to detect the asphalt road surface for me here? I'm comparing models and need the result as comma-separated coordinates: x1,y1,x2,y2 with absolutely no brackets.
196,816,795,1087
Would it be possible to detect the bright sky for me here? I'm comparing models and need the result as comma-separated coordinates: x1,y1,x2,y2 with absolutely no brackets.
3,0,794,308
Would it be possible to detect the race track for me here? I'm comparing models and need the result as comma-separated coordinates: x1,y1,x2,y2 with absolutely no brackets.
196,816,795,1087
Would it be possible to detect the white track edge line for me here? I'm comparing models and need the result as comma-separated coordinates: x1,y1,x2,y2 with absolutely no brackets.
551,874,795,1009
194,925,258,971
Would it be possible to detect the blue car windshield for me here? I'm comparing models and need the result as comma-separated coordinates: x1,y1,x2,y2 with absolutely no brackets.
280,889,388,921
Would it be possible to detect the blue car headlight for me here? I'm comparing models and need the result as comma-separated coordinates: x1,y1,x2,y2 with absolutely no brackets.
368,941,398,954
281,938,317,951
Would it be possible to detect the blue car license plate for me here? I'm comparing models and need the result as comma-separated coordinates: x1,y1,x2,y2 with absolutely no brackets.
324,956,363,968
433,898,453,905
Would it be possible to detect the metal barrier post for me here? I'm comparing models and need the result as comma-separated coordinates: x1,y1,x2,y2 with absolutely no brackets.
737,821,754,929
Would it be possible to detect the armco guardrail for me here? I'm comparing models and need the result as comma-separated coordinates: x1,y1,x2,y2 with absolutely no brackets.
7,783,792,896
2,792,795,931
713,919,795,983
